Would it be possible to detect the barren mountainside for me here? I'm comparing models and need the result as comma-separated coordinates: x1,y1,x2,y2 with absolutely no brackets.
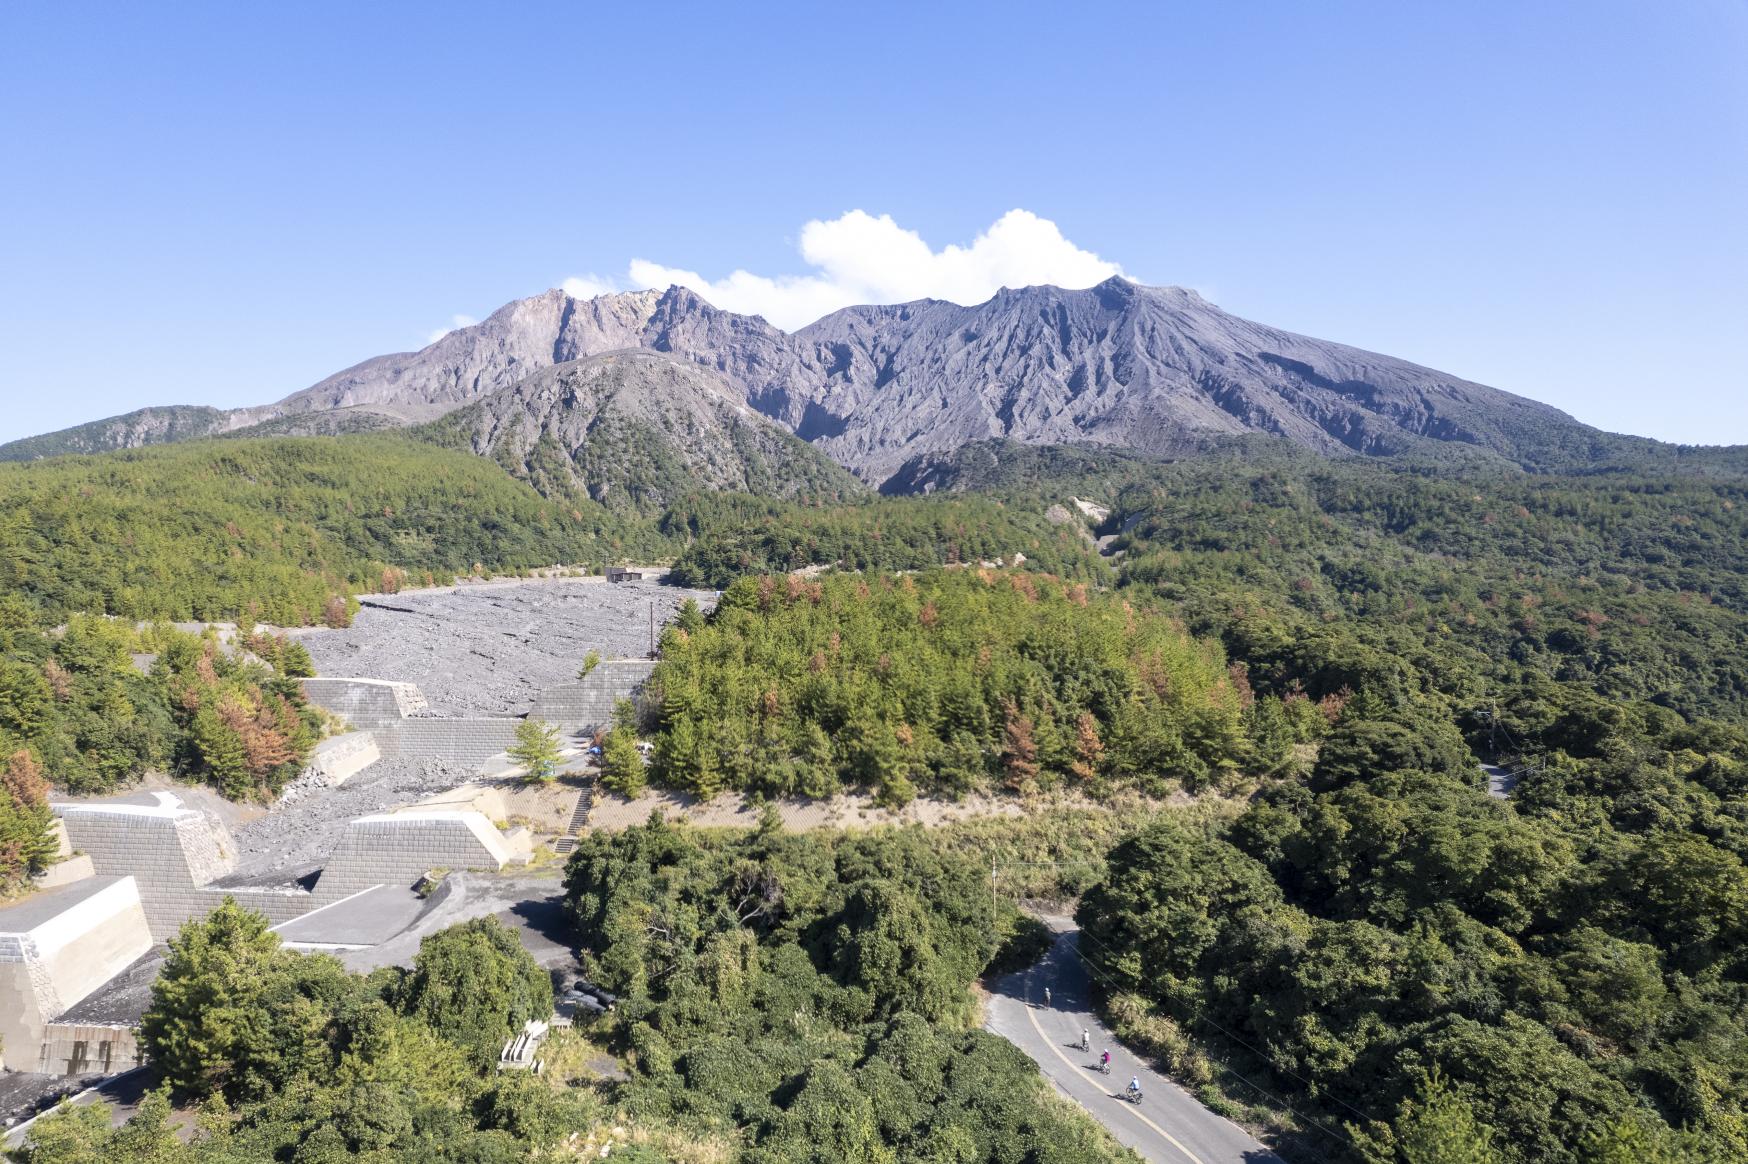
416,349,862,511
2,278,1656,483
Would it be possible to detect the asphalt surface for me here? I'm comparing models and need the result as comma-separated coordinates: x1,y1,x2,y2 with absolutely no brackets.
985,925,1285,1164
1481,762,1520,799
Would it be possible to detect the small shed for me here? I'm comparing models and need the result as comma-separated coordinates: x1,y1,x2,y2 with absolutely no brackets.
604,567,643,584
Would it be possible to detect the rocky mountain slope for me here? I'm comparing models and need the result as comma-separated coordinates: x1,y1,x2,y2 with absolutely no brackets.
4,279,1661,484
416,349,862,511
0,404,229,460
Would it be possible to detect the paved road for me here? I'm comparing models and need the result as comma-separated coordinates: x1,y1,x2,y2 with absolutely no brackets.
986,925,1285,1164
1480,762,1520,799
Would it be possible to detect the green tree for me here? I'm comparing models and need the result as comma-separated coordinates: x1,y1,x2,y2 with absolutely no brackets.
508,717,563,782
600,725,646,797
138,899,355,1102
577,648,602,679
1396,1072,1502,1164
394,916,553,1064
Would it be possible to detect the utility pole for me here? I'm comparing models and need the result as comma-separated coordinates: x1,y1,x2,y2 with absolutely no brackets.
648,601,656,658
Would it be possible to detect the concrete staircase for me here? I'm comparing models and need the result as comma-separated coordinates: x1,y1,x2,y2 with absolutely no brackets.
553,784,594,855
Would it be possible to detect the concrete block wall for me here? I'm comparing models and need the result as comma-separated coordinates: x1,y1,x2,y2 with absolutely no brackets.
54,802,239,941
377,718,524,765
313,810,513,902
526,660,655,732
299,677,429,728
36,1022,144,1076
197,886,318,927
301,731,380,787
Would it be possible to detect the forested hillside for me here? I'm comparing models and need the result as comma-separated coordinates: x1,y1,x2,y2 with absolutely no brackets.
661,491,1106,587
7,423,1748,1160
0,615,319,800
0,436,660,626
636,570,1258,802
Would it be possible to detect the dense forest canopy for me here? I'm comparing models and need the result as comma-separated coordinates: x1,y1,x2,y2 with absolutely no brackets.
0,436,660,626
17,825,1139,1164
7,426,1748,1161
638,569,1261,802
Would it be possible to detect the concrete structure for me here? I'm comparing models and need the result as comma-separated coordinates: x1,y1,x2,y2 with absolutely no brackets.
271,885,429,953
604,567,642,583
377,718,524,765
526,659,656,734
313,810,517,903
299,677,429,728
299,731,380,788
0,877,153,1073
54,795,239,940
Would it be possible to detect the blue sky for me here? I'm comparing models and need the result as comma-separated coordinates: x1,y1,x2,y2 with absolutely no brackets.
2,0,1744,445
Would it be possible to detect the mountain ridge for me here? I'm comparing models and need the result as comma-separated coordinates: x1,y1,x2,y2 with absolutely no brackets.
414,349,863,511
6,279,1737,483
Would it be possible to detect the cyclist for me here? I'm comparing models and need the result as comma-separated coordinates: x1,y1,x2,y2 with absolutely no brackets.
1081,1029,1091,1052
1099,1048,1111,1073
1127,1076,1142,1101
1043,986,1051,1008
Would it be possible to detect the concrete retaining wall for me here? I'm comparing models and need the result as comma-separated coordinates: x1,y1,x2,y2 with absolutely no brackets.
54,802,239,941
377,718,524,765
301,731,380,787
313,810,513,902
0,877,152,1072
300,677,429,728
35,1021,144,1076
526,660,655,732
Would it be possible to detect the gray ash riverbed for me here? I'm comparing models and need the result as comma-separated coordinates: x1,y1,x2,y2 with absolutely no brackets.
287,577,716,717
235,578,716,877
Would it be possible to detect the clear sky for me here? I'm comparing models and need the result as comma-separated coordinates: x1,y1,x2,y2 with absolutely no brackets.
2,0,1744,445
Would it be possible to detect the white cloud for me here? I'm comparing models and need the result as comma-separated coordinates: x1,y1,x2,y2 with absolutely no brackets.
564,209,1123,332
560,274,618,300
425,314,477,345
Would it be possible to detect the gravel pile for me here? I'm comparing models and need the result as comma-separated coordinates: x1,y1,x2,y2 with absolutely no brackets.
290,579,715,717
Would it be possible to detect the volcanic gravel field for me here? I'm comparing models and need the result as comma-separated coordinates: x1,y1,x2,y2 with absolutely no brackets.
288,577,715,716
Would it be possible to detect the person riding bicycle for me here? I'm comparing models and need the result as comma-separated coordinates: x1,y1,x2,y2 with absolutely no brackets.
1043,986,1051,1008
1100,1048,1111,1071
1081,1029,1091,1052
1128,1076,1142,1099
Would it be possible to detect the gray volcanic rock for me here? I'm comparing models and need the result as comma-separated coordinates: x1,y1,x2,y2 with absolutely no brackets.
779,279,1582,482
234,288,667,426
417,349,862,510
0,405,227,461
7,278,1622,482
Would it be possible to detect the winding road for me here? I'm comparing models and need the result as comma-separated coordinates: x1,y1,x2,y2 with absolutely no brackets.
985,923,1285,1164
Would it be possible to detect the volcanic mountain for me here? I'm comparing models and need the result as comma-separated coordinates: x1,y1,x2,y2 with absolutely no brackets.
2,279,1635,485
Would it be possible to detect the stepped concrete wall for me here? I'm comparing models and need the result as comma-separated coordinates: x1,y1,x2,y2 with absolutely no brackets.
300,677,429,728
301,731,380,787
313,810,513,902
0,876,152,1072
377,718,524,765
54,800,241,940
